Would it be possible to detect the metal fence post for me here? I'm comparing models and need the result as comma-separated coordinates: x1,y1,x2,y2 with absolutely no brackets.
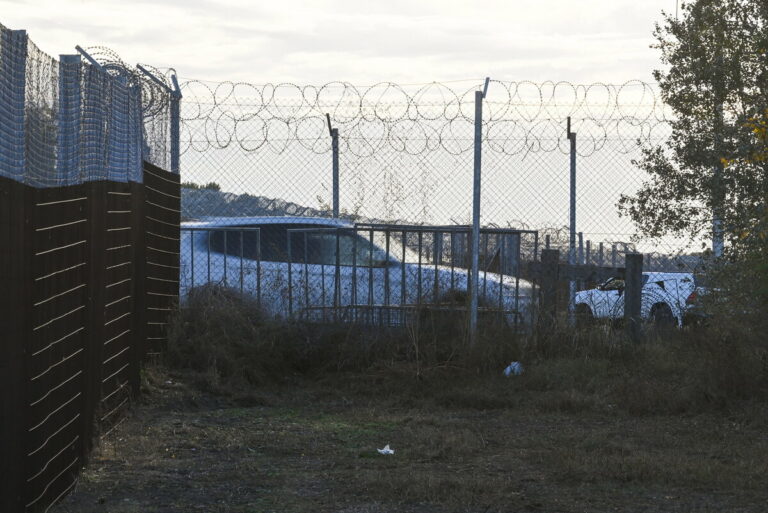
625,252,643,342
502,232,519,276
325,114,340,218
585,239,591,266
539,248,560,327
332,128,339,218
128,80,143,182
598,242,604,267
567,117,577,326
170,75,182,174
577,231,584,291
469,79,489,346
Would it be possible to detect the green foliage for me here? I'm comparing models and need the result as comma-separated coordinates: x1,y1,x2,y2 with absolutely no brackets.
618,0,768,243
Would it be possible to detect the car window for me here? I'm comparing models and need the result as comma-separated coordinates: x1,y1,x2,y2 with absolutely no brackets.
208,229,262,260
207,224,393,267
304,232,391,267
602,278,625,291
209,224,305,263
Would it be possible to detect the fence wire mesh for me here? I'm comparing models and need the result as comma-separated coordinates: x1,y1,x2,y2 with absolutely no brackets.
177,79,696,267
174,77,724,330
0,27,175,187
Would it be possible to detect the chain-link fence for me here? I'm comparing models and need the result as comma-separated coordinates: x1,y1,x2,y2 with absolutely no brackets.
173,77,721,333
178,79,679,247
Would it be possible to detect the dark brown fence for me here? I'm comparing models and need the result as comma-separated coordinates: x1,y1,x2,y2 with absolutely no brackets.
0,162,180,513
143,163,181,356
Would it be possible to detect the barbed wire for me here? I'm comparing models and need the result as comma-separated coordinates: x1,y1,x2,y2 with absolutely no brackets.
179,79,672,157
84,46,175,170
85,46,176,119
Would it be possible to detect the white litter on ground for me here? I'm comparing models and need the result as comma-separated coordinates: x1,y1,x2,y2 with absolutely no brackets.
377,444,395,455
503,361,524,376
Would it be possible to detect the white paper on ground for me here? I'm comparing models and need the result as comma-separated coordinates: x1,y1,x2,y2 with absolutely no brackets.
377,444,394,455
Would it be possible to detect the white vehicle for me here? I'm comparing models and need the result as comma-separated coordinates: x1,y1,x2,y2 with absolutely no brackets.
574,272,697,327
180,217,534,327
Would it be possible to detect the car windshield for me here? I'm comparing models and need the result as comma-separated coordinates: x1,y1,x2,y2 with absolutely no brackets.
601,275,650,291
299,231,394,267
205,224,398,267
203,223,496,268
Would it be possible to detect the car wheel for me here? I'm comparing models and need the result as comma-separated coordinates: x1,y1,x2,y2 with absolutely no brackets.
575,304,594,329
651,303,676,330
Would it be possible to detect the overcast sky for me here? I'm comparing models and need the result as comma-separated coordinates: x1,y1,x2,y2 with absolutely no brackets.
2,0,678,85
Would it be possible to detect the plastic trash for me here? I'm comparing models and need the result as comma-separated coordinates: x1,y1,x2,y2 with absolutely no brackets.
377,444,394,455
503,361,524,376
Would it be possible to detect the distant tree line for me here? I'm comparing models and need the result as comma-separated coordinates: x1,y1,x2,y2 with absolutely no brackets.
181,181,221,191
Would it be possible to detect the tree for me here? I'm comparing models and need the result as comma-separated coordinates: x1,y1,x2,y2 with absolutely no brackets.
182,181,221,191
618,0,768,251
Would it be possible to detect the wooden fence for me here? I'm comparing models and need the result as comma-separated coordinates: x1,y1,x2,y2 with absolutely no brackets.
0,162,180,513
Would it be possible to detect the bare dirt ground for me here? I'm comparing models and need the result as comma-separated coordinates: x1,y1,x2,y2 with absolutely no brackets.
54,366,768,513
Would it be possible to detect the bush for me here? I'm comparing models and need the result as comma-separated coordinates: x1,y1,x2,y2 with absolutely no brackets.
165,284,768,417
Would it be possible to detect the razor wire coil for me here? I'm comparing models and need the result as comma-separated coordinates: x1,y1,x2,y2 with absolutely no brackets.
178,79,671,158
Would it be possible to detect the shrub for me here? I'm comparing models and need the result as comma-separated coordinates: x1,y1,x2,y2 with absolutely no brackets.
165,284,768,417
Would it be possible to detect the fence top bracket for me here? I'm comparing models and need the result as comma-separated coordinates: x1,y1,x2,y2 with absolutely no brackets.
137,64,179,97
75,45,105,73
481,77,490,99
326,113,338,137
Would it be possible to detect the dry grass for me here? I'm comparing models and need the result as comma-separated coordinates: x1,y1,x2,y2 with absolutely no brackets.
54,366,768,513
54,285,768,512
165,285,768,417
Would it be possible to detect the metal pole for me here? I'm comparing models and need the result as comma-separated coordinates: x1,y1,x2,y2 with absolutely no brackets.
567,117,577,326
624,252,644,342
75,45,105,73
598,242,604,267
469,80,488,345
332,128,339,218
326,114,340,218
577,232,584,294
540,249,560,328
585,239,591,266
170,75,182,174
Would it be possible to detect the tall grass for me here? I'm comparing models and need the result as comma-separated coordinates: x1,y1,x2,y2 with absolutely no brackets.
166,284,768,417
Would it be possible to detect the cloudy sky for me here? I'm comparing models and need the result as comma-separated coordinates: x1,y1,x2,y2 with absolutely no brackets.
2,0,678,85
